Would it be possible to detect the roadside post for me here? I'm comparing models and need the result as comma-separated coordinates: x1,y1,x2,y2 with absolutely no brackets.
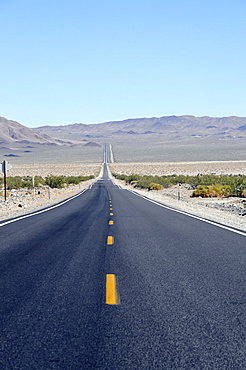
32,176,35,197
178,182,182,200
1,160,12,201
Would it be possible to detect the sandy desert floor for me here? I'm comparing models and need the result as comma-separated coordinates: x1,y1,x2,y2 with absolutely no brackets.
6,163,102,178
109,160,246,176
1,161,245,178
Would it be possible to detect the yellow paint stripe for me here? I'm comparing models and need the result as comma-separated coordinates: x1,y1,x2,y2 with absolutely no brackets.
107,236,114,245
110,212,113,216
109,220,114,225
106,274,118,304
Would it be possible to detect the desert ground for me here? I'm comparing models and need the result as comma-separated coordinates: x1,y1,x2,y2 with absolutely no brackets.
109,160,246,176
3,160,246,179
6,163,102,178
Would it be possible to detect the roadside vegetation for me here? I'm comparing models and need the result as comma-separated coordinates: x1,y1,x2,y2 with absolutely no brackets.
113,173,246,198
0,175,94,190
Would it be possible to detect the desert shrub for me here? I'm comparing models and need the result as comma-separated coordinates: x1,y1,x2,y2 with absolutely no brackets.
21,176,33,188
66,176,81,185
192,185,210,198
112,173,127,181
34,176,46,186
222,185,233,196
65,175,93,185
241,188,246,198
148,182,164,191
45,175,94,188
0,190,10,196
3,176,46,189
192,184,232,198
136,177,152,189
45,176,65,188
6,176,32,190
6,176,22,189
127,175,141,184
209,184,232,197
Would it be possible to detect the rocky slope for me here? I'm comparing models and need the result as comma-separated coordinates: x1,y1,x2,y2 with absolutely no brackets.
0,117,65,145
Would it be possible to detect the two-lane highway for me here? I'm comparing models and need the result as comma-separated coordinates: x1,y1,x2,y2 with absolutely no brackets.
0,162,245,369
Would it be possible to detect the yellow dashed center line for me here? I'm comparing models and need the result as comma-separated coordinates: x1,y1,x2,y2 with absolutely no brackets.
107,236,114,245
106,193,118,305
106,274,118,305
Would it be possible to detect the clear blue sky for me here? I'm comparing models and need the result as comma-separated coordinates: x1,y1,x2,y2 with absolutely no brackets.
0,0,245,127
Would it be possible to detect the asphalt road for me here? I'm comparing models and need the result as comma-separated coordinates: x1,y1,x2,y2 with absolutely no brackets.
0,163,245,369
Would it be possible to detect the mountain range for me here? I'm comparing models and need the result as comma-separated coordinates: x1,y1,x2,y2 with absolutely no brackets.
35,115,246,141
1,115,246,145
0,115,245,163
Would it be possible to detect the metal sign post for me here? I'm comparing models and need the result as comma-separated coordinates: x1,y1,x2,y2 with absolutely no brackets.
3,160,7,201
1,160,12,201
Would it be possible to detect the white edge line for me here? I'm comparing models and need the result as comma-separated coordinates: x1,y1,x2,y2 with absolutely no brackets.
126,189,246,237
0,188,88,228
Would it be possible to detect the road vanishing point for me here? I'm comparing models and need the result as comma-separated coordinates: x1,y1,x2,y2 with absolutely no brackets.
0,147,245,369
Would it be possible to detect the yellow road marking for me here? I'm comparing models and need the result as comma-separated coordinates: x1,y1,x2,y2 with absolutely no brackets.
109,220,114,225
110,212,113,216
110,208,113,211
107,236,114,245
106,274,118,305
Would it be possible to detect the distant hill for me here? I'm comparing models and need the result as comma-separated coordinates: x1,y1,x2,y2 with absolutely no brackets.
84,141,101,147
0,117,67,145
36,115,246,141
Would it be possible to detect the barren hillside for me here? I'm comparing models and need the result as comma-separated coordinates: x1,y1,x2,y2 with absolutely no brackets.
0,117,65,145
